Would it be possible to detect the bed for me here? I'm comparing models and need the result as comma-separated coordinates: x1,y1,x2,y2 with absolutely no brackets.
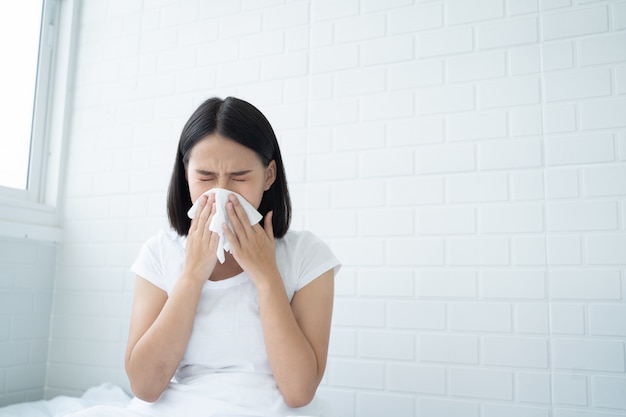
0,382,327,417
0,383,131,417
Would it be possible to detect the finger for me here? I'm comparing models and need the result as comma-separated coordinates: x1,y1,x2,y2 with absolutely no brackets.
202,195,218,238
226,201,246,240
205,194,216,221
192,195,214,239
226,195,251,236
197,195,213,227
189,195,208,232
222,219,239,251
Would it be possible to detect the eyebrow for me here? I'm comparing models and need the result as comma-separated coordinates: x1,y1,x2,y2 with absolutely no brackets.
194,169,253,176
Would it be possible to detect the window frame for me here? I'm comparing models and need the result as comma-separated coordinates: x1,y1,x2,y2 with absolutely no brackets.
0,0,80,241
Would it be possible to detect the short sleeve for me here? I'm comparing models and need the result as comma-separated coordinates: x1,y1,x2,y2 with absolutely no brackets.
286,231,341,292
296,231,341,291
130,231,168,292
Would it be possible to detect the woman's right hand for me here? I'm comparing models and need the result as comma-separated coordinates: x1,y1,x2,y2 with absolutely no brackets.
183,194,219,281
126,195,218,401
126,194,219,401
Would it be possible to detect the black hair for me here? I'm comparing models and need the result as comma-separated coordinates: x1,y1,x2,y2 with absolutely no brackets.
166,96,291,238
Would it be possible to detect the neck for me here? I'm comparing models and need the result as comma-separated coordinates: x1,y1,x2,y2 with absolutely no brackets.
209,254,243,281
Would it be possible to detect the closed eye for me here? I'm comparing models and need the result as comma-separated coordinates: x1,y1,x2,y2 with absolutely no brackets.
193,169,252,182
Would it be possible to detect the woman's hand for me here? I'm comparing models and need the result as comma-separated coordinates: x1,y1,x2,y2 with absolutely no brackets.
222,193,335,408
222,193,279,286
126,196,219,402
183,193,220,282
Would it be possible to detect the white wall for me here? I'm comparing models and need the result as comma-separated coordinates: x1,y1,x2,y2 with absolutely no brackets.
0,237,55,406
43,0,626,416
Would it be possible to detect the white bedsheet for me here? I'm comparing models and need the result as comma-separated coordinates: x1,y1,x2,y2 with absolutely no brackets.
0,383,131,417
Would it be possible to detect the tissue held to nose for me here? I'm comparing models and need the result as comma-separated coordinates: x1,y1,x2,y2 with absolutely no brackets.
187,188,263,263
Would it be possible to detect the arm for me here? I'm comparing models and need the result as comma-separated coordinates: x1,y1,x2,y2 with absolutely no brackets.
125,195,219,402
124,274,204,402
256,269,334,408
224,199,335,407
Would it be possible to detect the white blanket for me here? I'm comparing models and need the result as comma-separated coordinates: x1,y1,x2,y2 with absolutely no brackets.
0,382,323,417
0,383,131,417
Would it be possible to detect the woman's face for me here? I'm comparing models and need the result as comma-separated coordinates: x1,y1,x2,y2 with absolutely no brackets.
186,133,276,209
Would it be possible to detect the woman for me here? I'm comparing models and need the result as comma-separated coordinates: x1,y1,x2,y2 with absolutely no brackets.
70,97,340,417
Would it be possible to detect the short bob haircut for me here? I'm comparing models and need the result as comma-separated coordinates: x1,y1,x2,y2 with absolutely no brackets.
167,96,291,238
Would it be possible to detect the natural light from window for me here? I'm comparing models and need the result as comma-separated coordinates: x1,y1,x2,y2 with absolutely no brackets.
0,1,44,190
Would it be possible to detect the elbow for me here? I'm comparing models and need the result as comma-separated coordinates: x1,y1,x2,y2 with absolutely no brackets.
285,396,314,409
280,364,326,408
126,360,168,403
130,382,164,403
127,370,167,403
282,388,316,409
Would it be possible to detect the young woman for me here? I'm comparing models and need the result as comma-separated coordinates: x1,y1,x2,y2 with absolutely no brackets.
70,97,340,417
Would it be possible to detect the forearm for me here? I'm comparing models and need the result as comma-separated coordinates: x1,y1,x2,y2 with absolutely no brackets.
256,279,322,408
126,276,204,401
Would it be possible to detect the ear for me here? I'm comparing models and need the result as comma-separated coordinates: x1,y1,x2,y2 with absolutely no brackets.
264,160,277,191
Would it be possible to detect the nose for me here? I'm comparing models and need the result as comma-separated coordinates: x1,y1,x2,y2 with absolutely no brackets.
216,178,230,190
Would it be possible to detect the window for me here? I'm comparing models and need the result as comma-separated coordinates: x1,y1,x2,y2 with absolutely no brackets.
0,0,55,194
0,0,78,239
0,1,44,190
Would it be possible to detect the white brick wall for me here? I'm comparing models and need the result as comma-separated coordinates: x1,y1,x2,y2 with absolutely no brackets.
0,238,56,406
2,0,621,415
450,368,513,400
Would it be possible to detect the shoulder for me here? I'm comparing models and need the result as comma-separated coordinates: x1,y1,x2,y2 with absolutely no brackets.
275,230,341,294
275,230,331,260
149,228,184,245
276,229,320,249
131,229,186,292
143,229,185,252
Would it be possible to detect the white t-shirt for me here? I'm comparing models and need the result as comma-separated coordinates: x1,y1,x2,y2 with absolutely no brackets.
127,228,340,417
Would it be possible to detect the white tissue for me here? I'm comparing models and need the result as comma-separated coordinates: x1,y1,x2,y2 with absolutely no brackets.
187,188,263,263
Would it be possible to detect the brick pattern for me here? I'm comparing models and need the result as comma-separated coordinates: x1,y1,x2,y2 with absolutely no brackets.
5,0,622,415
0,238,56,406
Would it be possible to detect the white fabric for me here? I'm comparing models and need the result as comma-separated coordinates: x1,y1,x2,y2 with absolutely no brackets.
187,188,263,263
0,383,131,417
132,229,340,300
123,229,341,417
0,382,322,417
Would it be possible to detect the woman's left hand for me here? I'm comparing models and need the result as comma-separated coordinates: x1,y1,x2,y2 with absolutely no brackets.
222,194,279,286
